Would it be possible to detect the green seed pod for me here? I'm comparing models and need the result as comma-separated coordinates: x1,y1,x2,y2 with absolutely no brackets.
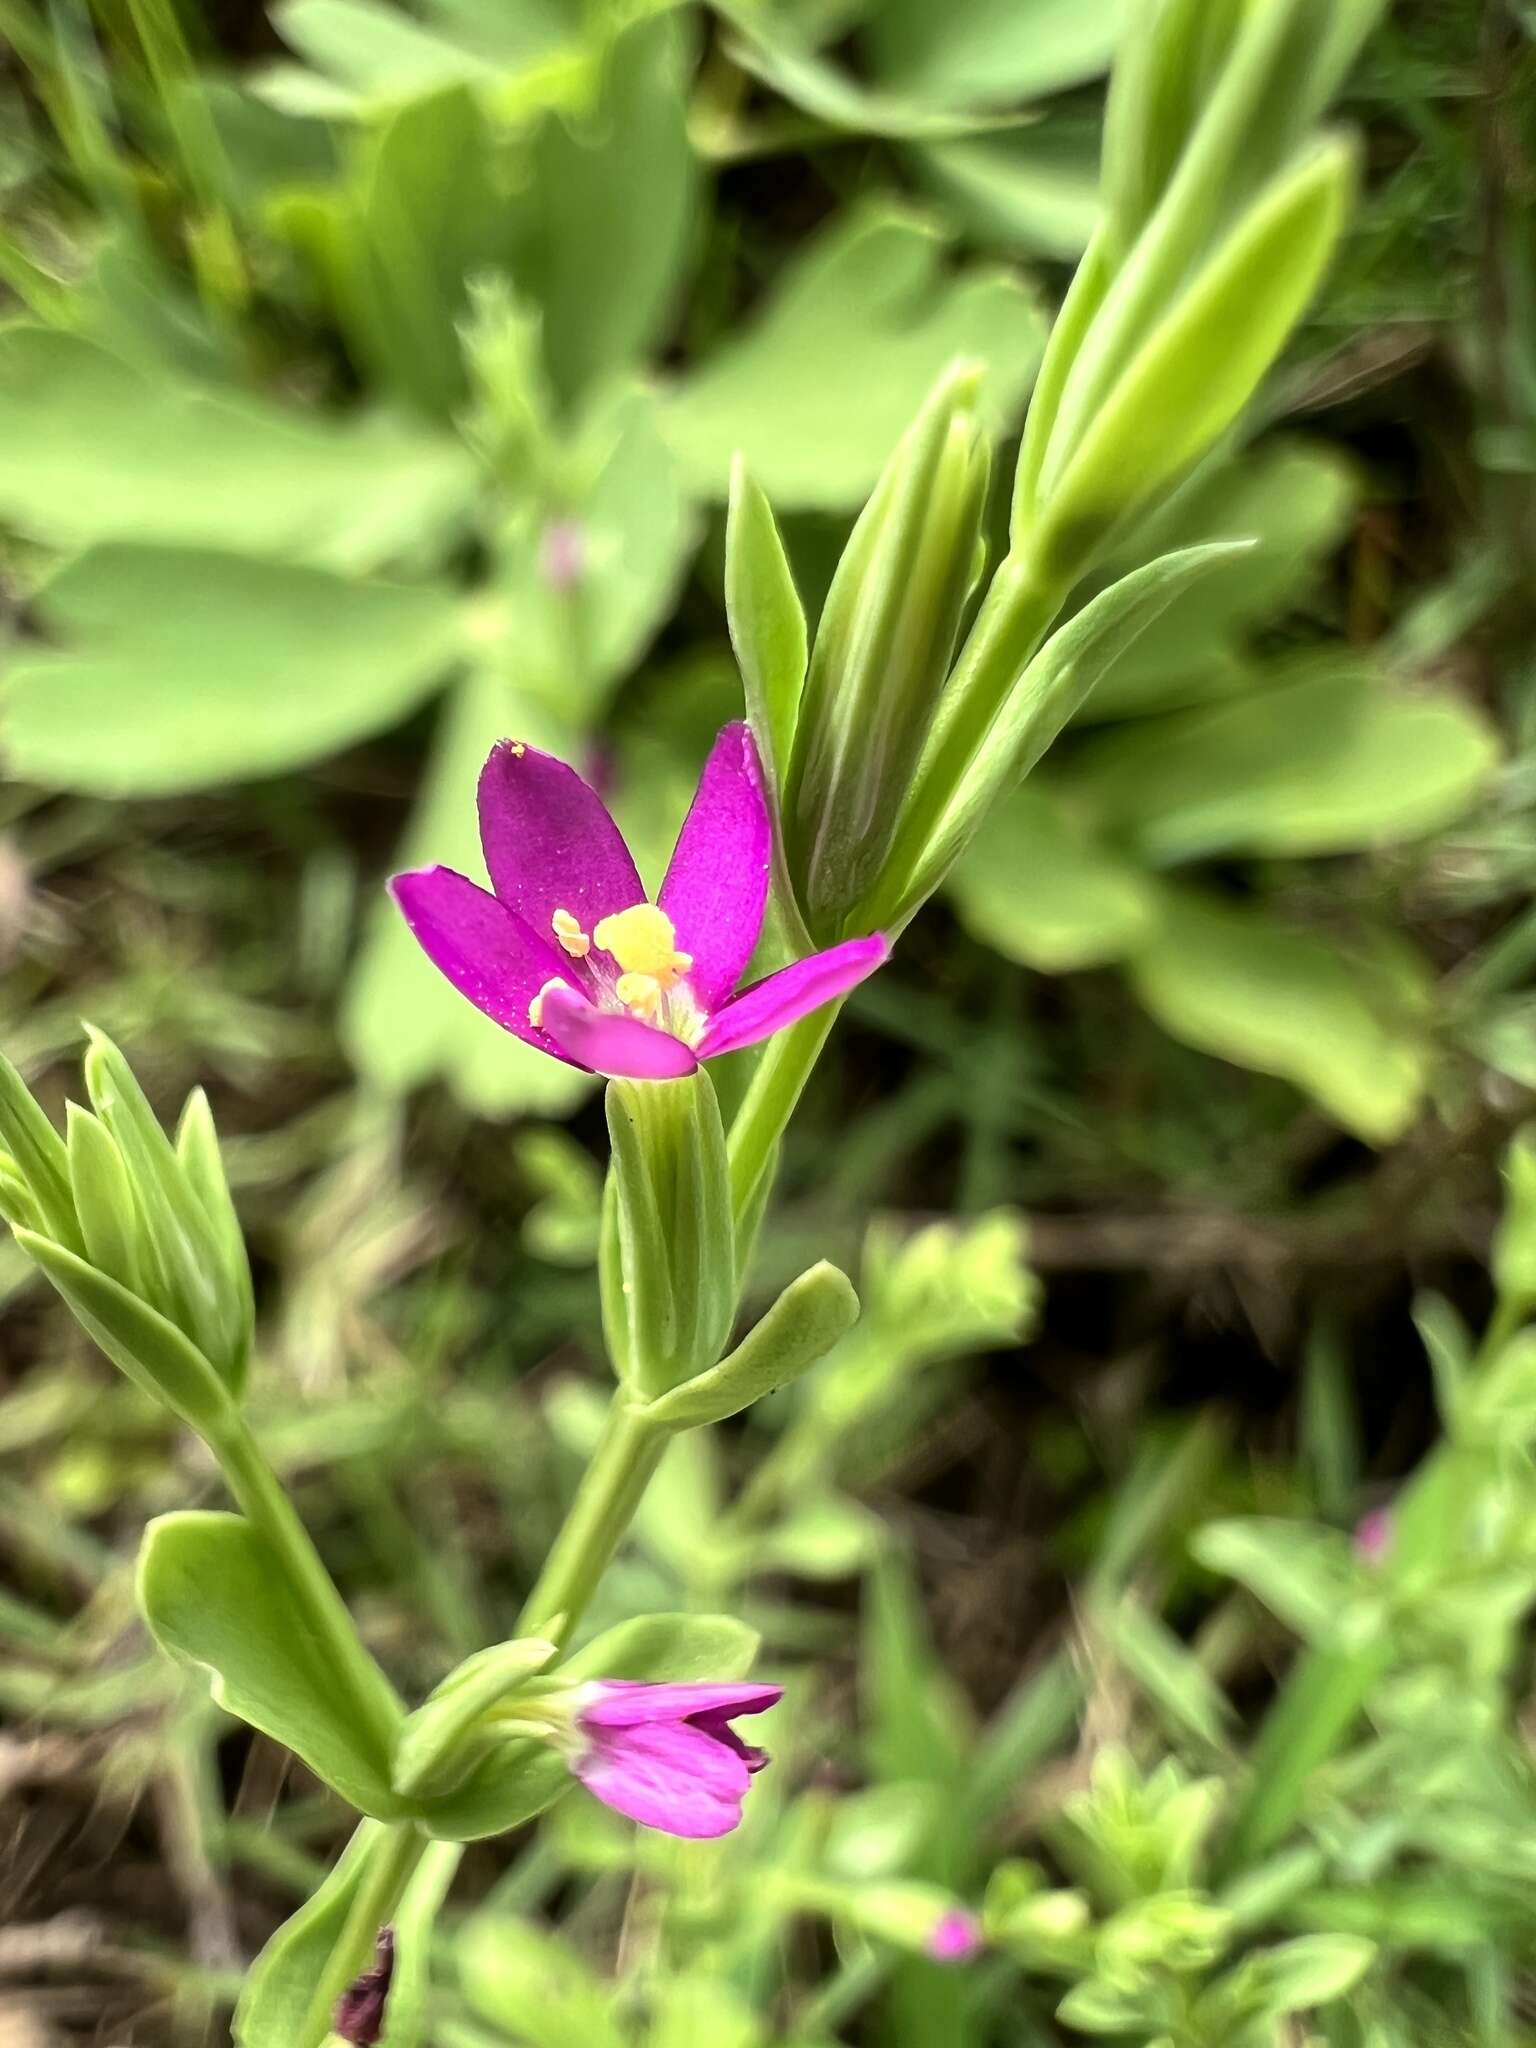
782,361,991,943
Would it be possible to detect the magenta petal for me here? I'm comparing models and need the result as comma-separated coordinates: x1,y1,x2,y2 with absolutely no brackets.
580,1681,783,1729
658,724,772,1011
575,1719,752,1838
389,868,580,1064
538,984,699,1081
478,741,645,942
698,935,890,1060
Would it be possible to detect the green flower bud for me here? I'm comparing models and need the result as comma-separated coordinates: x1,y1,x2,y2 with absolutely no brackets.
782,361,991,942
0,1035,255,1421
600,1070,736,1400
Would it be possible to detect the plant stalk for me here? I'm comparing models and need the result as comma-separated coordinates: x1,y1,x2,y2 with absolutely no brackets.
517,1400,668,1647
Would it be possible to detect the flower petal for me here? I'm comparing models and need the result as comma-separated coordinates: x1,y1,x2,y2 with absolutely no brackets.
389,867,581,1064
580,1680,783,1729
658,723,772,1011
538,984,699,1081
698,934,890,1060
575,1719,752,1838
478,740,645,947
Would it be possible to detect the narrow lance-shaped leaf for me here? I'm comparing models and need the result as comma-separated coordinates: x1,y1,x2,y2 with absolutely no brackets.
66,1103,141,1294
16,1229,235,1435
1033,140,1354,581
645,1261,860,1430
725,457,807,800
0,1050,80,1251
878,542,1251,925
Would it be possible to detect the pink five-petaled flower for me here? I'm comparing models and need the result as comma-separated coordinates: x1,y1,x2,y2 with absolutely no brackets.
571,1679,783,1838
389,724,888,1082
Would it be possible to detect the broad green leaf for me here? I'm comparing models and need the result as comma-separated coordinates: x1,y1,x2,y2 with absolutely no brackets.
725,459,807,797
138,1511,405,1815
0,327,474,568
343,670,595,1116
1069,658,1498,861
1126,889,1430,1142
912,123,1101,261
7,545,463,794
647,1980,765,2048
661,206,1046,507
512,14,697,407
459,1915,626,2048
1199,1934,1375,2027
720,20,1011,142
261,0,580,118
950,783,1155,971
644,1261,860,1429
1056,1977,1156,2034
864,0,1121,109
1036,140,1354,576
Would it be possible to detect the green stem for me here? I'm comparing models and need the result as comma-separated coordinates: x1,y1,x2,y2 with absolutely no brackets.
727,1006,837,1231
516,1400,667,1647
209,1416,404,1764
300,1819,425,2048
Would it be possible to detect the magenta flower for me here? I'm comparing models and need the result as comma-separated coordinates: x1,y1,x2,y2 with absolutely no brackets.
390,724,888,1081
571,1679,783,1838
927,1910,984,1963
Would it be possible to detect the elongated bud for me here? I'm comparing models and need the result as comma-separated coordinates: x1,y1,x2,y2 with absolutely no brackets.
0,1035,254,1426
782,362,991,942
600,1071,736,1399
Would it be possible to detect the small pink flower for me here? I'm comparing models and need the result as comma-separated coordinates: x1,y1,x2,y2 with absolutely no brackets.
1354,1507,1393,1566
572,1679,783,1839
927,1910,984,1963
391,724,888,1081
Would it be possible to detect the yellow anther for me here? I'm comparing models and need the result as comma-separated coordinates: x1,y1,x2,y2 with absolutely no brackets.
551,908,591,958
592,903,692,990
528,977,567,1031
616,971,662,1021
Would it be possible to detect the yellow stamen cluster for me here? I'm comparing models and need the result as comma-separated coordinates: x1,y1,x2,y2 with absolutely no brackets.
592,904,693,1019
551,908,591,958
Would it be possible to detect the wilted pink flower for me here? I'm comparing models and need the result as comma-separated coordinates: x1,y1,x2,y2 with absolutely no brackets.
391,725,888,1080
927,1910,984,1963
334,1926,394,2045
571,1679,783,1838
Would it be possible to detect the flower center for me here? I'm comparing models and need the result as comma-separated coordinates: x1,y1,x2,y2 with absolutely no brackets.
531,903,704,1042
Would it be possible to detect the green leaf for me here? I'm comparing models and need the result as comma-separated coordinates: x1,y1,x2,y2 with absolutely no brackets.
1068,658,1498,861
1035,140,1354,577
661,205,1046,507
7,545,462,794
950,783,1156,971
0,1048,80,1252
65,1105,141,1295
912,123,1101,261
0,327,475,569
16,1232,234,1435
1202,1934,1376,2026
138,1510,404,1815
647,1980,765,2048
1056,1978,1158,2034
1126,890,1430,1143
393,1638,556,1799
644,1261,860,1430
1097,1593,1234,1748
725,459,807,798
344,674,594,1117
512,14,696,407
235,1820,388,2048
884,542,1250,922
864,0,1120,108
